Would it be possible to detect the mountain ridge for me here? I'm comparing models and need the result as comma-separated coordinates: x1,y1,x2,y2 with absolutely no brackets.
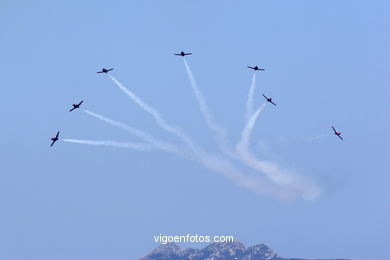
139,241,349,260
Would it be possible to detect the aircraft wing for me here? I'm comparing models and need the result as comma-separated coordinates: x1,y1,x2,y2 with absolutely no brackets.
332,126,336,133
56,131,60,138
185,53,192,55
97,71,103,73
338,135,343,140
248,66,253,69
69,107,76,112
262,94,267,99
78,100,84,106
50,140,56,147
270,101,277,106
174,54,181,56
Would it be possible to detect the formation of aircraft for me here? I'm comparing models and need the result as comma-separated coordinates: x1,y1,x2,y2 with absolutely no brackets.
248,65,264,71
174,51,192,57
50,59,346,147
97,68,114,73
332,126,343,140
69,100,83,112
50,131,60,147
262,94,276,106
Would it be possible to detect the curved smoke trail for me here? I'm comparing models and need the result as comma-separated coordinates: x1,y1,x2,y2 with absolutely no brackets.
108,75,199,153
246,73,256,122
107,74,297,199
197,151,300,200
183,59,234,157
105,74,321,200
183,59,225,136
236,103,322,200
237,103,266,152
83,109,181,154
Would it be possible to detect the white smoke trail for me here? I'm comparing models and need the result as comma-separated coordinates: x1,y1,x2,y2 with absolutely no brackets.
183,59,234,157
81,109,291,198
246,73,256,122
105,74,320,200
62,139,153,151
83,109,181,154
107,75,296,198
238,102,266,152
236,103,322,200
108,75,200,153
183,59,225,136
195,151,300,200
183,63,316,198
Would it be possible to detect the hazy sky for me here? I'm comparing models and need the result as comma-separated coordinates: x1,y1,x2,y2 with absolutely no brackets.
0,1,388,260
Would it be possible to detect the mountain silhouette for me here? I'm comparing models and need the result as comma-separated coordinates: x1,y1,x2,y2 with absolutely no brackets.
139,241,349,260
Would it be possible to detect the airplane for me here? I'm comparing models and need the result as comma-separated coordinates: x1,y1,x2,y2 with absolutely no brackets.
69,100,83,112
248,65,264,71
262,94,276,106
50,131,60,147
97,68,113,73
332,126,343,140
174,51,192,57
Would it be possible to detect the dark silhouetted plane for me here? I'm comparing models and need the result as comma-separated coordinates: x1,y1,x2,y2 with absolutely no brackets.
69,100,83,112
174,51,192,56
332,126,343,140
50,131,60,147
97,68,113,73
262,94,276,106
248,65,264,71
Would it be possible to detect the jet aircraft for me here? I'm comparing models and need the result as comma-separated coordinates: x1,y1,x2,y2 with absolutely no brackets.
97,68,113,73
248,65,264,71
50,131,60,147
174,51,192,56
332,126,343,140
69,100,83,112
262,94,277,106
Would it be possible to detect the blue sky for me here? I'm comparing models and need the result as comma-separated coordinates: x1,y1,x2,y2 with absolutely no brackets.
0,0,388,259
